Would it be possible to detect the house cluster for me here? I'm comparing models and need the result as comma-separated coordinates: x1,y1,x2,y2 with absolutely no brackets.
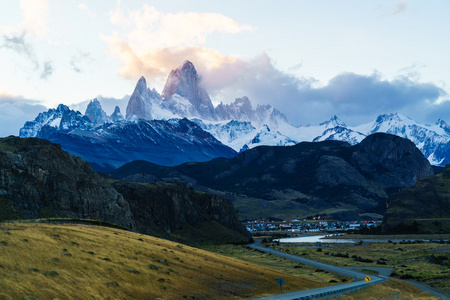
245,220,381,233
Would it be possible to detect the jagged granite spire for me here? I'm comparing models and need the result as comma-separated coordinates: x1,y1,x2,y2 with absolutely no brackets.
161,60,215,119
126,76,161,121
110,106,124,122
85,99,109,125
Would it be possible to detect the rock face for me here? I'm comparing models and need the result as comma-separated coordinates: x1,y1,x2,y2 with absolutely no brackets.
126,76,161,120
0,136,135,230
382,165,450,233
352,133,434,188
110,106,124,122
85,99,109,125
112,181,251,243
0,136,249,243
162,61,215,119
110,133,434,221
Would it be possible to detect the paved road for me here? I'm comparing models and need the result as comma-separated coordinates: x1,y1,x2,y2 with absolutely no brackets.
248,241,369,280
249,241,449,300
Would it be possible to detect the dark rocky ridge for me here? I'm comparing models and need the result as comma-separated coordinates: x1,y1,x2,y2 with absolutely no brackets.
0,136,250,244
110,133,434,221
383,164,450,233
0,136,135,229
112,181,251,243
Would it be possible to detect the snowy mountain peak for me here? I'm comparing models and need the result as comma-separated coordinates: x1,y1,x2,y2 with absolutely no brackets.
110,106,124,122
56,104,70,112
375,112,411,124
320,115,346,128
161,61,215,119
126,76,155,120
85,99,108,125
436,119,450,135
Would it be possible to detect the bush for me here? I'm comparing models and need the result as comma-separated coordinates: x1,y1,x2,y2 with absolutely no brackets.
128,269,139,274
147,264,160,270
106,281,119,287
43,270,59,277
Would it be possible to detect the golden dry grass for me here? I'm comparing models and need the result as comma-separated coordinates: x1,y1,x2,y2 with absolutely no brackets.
335,278,440,300
0,222,332,299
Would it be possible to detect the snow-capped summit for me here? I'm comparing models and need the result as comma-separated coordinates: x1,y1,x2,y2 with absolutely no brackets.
85,99,109,125
215,97,288,128
20,104,91,138
110,106,124,122
161,60,215,119
319,115,346,128
126,76,161,121
436,119,450,136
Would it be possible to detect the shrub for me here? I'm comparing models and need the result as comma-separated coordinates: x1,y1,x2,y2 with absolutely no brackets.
106,281,119,287
51,258,59,262
128,269,139,274
43,270,59,277
0,241,8,246
147,264,160,270
27,268,39,272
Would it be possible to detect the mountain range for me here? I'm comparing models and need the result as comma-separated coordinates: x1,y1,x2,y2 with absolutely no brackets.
109,133,433,221
19,60,450,170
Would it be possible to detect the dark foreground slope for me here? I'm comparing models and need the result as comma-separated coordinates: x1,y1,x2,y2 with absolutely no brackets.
0,136,250,244
112,181,251,244
0,136,135,229
110,133,434,220
383,164,450,233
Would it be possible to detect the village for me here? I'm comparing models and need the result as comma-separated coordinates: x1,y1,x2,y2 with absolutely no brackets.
244,217,382,234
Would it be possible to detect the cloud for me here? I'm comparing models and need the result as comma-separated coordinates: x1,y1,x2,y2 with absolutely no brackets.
19,0,49,36
393,1,408,14
40,61,53,79
78,3,96,18
102,4,251,83
1,0,52,79
0,95,47,137
236,67,447,126
70,51,95,73
1,32,39,69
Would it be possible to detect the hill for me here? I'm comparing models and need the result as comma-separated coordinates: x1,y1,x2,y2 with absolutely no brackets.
110,133,433,221
0,136,250,244
0,222,328,299
383,164,450,233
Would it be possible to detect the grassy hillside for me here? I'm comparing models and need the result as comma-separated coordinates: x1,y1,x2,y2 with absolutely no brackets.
383,164,450,233
0,222,330,299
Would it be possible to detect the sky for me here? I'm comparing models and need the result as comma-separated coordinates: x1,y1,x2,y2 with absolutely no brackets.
0,0,449,136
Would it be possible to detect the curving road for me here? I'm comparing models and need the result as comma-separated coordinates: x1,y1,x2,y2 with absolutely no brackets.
248,241,450,300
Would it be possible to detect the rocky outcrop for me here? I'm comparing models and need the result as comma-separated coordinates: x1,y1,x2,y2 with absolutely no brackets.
0,136,135,229
162,61,215,119
352,133,434,188
382,164,450,233
110,106,124,122
85,99,109,125
112,181,251,243
126,76,161,120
